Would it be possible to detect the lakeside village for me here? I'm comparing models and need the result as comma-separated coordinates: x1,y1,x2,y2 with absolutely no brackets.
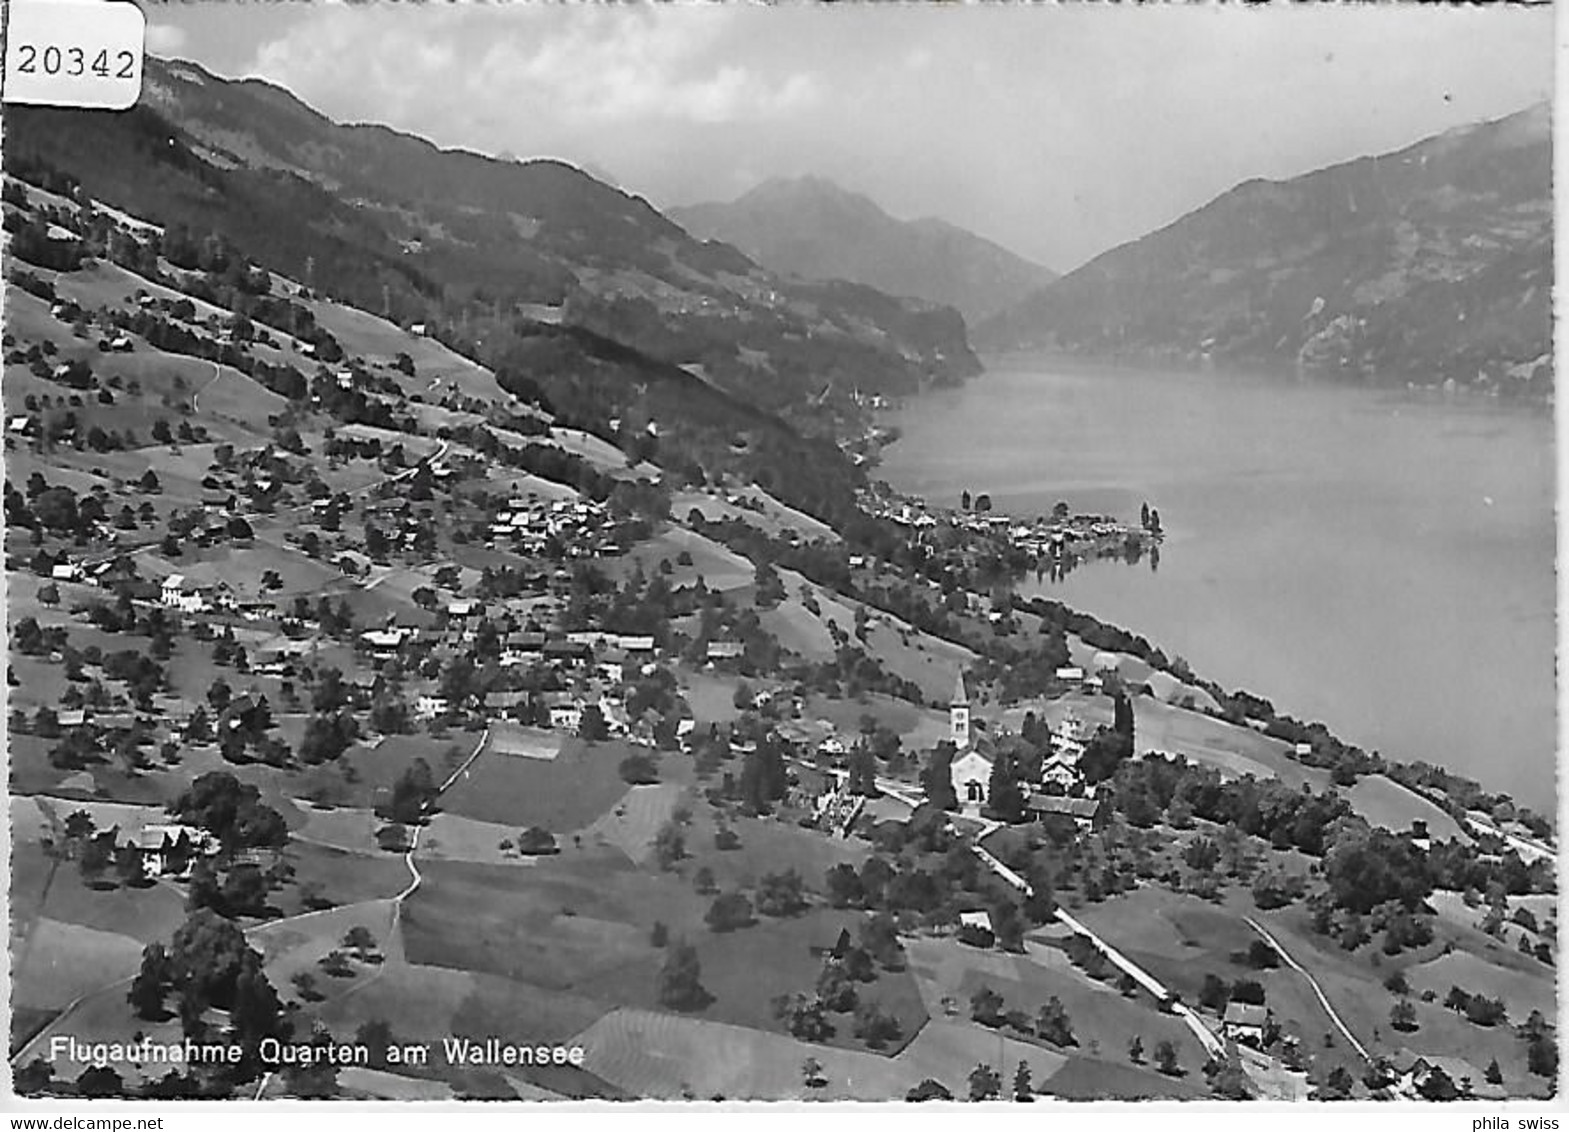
858,480,1165,579
4,177,1557,1103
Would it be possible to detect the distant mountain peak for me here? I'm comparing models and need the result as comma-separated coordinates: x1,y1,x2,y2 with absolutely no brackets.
673,175,1054,324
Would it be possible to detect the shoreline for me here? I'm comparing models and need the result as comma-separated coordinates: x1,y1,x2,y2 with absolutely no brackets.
861,362,1553,834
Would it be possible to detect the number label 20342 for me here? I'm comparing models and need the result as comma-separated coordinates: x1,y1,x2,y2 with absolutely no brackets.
3,0,146,110
15,45,137,80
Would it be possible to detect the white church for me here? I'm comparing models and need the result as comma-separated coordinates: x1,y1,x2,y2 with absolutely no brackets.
946,670,1091,816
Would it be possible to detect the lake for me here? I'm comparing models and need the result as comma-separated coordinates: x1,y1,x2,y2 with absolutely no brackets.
879,357,1557,804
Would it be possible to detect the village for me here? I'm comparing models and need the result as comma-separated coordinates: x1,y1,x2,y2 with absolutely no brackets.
856,480,1163,574
3,163,1558,1105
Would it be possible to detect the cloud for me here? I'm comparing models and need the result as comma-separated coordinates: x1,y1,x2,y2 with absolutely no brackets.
245,6,821,135
145,22,189,54
206,4,1550,267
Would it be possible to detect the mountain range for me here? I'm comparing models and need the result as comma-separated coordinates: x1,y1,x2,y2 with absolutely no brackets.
6,57,979,432
671,176,1056,325
978,103,1552,394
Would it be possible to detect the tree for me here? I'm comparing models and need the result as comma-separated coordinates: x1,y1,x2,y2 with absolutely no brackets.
693,866,717,895
653,821,685,870
1012,1060,1033,1101
291,970,323,1003
1185,837,1221,874
650,921,669,948
14,1058,53,1096
657,942,709,1011
515,826,558,855
755,869,806,917
774,992,834,1042
1199,973,1230,1013
1035,996,1076,1047
1210,1054,1254,1100
379,759,438,824
970,985,1005,1028
169,909,262,1012
1128,1035,1144,1064
79,830,113,887
705,892,755,933
825,863,864,909
859,912,904,970
76,1066,124,1098
282,1024,341,1099
343,925,377,958
846,746,879,797
984,753,1025,823
908,1078,952,1102
1154,1039,1180,1076
920,744,959,810
853,1000,902,1049
1527,1033,1558,1078
801,1057,824,1089
619,752,659,784
1484,1058,1503,1086
1416,1065,1459,1101
1389,999,1418,1032
128,942,172,1020
578,704,609,742
967,1063,1001,1101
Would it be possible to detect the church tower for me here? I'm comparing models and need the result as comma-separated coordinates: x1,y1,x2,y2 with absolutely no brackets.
950,671,971,750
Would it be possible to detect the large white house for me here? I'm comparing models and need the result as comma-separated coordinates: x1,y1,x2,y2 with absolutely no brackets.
160,574,207,613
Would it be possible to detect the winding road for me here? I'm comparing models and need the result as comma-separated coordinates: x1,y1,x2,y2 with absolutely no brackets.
1244,915,1370,1064
968,837,1226,1059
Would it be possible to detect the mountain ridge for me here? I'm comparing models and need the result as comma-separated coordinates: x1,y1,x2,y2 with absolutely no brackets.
671,175,1056,325
12,56,980,428
978,101,1552,395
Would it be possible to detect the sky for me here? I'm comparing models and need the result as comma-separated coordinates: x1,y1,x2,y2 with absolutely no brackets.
138,2,1554,272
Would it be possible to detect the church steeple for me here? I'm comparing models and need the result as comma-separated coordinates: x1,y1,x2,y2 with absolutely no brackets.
950,671,971,749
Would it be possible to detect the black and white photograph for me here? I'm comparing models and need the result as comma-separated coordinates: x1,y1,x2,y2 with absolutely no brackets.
1,0,1559,1107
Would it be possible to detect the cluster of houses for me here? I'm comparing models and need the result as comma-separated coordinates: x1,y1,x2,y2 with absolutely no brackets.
856,484,1153,565
482,496,621,558
946,673,1106,830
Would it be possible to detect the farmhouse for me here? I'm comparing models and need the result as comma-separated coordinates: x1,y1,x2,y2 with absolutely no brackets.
1026,793,1104,830
1393,1052,1500,1100
132,824,219,879
484,690,529,718
546,696,584,732
160,574,205,612
958,910,993,933
1221,1002,1269,1047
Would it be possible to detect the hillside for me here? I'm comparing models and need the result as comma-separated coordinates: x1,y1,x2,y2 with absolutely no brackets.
978,103,1551,396
4,92,1556,1105
5,57,980,429
672,176,1056,325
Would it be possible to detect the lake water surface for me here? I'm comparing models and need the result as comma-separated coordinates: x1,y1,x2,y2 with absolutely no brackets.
880,358,1556,803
